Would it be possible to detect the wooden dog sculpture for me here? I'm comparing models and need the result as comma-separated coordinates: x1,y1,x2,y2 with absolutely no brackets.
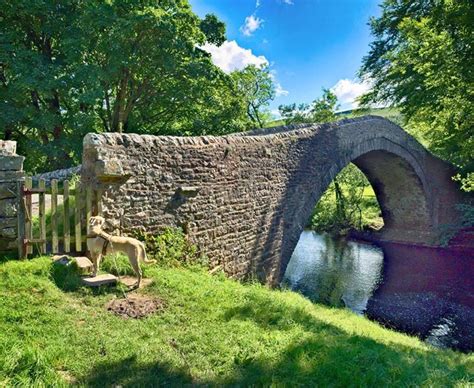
87,216,156,288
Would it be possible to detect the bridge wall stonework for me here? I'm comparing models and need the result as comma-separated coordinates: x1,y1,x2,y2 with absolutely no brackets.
81,116,467,285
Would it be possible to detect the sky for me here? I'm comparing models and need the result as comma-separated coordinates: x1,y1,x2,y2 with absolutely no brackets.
189,0,382,115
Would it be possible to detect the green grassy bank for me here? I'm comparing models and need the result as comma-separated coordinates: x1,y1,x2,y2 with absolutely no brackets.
0,257,472,386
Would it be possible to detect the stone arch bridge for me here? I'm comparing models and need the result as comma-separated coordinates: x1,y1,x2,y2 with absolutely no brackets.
82,116,468,285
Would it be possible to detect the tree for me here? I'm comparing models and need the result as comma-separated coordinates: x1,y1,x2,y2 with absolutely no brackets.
0,0,246,172
278,103,310,125
200,14,226,46
231,65,275,128
0,1,89,170
359,0,474,182
309,89,338,123
278,89,339,125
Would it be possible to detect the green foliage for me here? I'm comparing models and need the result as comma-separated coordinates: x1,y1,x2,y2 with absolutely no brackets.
231,65,276,128
454,172,474,193
0,0,248,172
360,0,474,181
100,253,138,277
278,102,311,125
199,14,226,46
279,88,339,125
439,203,474,246
310,164,382,235
49,259,82,292
0,257,472,386
139,227,208,268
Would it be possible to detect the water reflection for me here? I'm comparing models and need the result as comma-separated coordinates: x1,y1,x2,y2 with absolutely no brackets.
282,230,474,352
282,231,384,313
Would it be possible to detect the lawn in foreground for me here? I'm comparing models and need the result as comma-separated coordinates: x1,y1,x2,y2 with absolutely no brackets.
0,257,472,386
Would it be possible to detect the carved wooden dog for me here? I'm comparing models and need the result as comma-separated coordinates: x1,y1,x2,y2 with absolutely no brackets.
87,216,156,287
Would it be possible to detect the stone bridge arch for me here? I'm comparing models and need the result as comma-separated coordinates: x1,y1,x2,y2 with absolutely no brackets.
82,116,468,285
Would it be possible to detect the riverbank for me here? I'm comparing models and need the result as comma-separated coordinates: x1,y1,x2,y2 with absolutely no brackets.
0,257,472,386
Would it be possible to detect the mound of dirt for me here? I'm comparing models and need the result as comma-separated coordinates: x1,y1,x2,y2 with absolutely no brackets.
107,295,165,319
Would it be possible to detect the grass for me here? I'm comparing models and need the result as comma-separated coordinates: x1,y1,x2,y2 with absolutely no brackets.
265,107,404,129
0,257,472,387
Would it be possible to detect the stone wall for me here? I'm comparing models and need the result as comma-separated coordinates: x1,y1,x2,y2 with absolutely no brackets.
0,141,24,254
81,116,469,285
32,165,81,183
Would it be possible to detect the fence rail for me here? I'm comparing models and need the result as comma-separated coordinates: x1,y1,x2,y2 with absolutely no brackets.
17,178,100,259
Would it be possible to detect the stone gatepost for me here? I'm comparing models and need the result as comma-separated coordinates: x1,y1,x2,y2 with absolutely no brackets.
0,141,25,255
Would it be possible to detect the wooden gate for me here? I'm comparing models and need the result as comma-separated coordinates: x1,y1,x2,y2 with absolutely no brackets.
17,177,101,258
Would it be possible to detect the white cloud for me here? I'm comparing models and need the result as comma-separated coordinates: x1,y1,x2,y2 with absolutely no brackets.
240,14,263,36
269,69,289,97
201,40,269,73
271,109,282,119
256,0,261,7
330,79,371,109
275,83,289,97
282,0,294,4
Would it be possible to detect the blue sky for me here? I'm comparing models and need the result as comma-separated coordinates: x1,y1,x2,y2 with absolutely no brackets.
189,0,381,114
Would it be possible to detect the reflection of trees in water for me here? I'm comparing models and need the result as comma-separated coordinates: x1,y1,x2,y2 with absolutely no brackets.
283,232,384,312
296,234,356,307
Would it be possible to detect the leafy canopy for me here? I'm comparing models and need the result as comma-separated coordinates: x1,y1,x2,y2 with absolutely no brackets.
231,65,276,128
278,89,339,125
359,0,474,182
0,0,249,172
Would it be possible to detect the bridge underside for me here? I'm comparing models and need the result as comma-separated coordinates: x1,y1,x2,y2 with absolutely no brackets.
82,116,469,285
353,150,432,242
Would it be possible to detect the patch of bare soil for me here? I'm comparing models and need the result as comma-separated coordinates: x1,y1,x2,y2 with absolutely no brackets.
107,295,165,319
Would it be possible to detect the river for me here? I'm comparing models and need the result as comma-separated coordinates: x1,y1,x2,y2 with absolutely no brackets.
282,230,474,352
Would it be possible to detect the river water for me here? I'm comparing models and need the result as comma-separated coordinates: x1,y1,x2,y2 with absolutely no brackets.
282,231,474,352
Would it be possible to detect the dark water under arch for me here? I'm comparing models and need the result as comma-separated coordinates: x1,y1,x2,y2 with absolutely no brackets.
282,231,474,352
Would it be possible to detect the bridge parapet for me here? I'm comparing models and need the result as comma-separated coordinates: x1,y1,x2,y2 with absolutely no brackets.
81,116,469,285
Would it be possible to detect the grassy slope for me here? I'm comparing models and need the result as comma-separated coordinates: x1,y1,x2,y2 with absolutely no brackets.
0,257,472,387
265,107,403,128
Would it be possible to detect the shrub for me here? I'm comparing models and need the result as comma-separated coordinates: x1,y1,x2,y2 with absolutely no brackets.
137,227,208,268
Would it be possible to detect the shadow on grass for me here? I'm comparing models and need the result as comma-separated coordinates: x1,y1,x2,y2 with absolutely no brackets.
82,355,194,387
50,261,127,296
81,293,472,387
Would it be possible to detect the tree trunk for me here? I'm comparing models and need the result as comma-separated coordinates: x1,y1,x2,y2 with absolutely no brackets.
334,178,346,221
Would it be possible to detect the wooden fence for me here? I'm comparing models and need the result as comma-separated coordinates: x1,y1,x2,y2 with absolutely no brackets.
17,178,101,258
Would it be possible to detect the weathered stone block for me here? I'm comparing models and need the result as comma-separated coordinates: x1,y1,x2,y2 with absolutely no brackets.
0,198,17,217
0,155,24,171
82,274,117,287
0,182,17,199
74,256,93,274
0,217,16,229
0,141,17,155
94,159,129,183
0,227,16,239
52,255,71,265
0,237,16,252
0,171,24,181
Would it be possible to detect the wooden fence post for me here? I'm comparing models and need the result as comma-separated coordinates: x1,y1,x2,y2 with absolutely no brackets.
51,179,58,253
63,180,70,253
38,179,46,254
24,177,33,256
16,180,26,259
75,185,82,253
